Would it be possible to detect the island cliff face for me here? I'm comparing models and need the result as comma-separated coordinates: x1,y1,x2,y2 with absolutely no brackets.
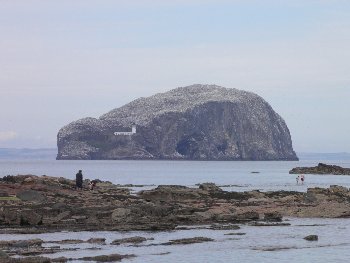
57,84,298,160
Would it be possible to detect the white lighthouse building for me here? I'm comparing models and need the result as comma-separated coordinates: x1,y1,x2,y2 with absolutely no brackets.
114,124,137,136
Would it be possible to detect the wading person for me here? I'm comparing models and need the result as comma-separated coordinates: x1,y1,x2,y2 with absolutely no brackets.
300,174,305,185
296,175,299,185
76,170,83,190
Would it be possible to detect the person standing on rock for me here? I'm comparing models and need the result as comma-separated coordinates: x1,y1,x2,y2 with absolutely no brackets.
76,170,83,190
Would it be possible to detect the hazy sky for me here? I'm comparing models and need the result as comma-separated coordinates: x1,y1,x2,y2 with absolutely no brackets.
0,0,349,152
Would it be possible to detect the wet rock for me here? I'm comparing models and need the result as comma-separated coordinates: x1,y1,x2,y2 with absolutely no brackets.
12,239,43,248
53,239,85,244
215,213,238,222
198,183,222,192
19,210,42,225
6,256,51,262
111,236,147,245
250,222,291,227
304,235,318,241
224,232,246,236
80,253,135,262
210,224,240,230
162,237,214,245
290,163,350,175
236,211,260,221
87,238,106,244
0,239,43,248
151,252,171,256
264,212,282,222
51,257,68,263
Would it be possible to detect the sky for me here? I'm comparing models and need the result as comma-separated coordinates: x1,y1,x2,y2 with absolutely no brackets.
0,0,349,153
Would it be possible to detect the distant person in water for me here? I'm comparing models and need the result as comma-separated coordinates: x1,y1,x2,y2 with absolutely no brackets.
296,175,299,185
76,170,83,190
300,174,305,185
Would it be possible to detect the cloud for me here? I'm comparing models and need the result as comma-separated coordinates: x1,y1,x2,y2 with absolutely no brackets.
0,131,18,142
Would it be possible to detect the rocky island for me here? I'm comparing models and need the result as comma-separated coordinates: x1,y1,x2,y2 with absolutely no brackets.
289,163,350,175
57,84,298,160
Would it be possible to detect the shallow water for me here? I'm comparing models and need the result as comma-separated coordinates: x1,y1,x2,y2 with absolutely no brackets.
1,218,350,263
1,160,350,262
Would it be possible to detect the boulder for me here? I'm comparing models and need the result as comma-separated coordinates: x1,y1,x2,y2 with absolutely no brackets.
304,235,318,241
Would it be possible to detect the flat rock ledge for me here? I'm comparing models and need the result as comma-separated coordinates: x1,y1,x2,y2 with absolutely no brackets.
1,174,350,236
289,163,350,175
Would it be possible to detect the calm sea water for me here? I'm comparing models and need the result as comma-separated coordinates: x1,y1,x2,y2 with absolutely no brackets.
1,160,350,262
1,160,350,192
1,218,350,263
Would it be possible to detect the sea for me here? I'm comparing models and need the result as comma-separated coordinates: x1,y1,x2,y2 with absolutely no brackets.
1,159,350,263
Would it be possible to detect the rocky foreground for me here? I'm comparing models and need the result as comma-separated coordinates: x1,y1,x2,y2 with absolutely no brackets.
1,175,350,262
1,174,350,232
290,163,350,175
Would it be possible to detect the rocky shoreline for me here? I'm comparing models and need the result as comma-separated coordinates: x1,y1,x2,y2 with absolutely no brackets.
1,174,350,262
289,163,350,175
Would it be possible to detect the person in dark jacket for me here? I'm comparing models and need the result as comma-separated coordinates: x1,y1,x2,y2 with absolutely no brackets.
76,170,83,190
